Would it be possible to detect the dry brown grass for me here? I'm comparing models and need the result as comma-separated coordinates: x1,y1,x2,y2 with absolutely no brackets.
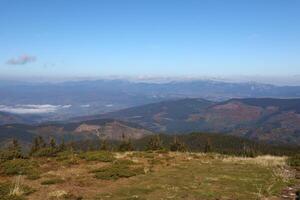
9,175,24,196
222,155,287,167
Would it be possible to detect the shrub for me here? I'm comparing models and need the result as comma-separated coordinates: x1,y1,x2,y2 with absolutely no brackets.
94,165,144,180
146,135,163,151
287,154,300,166
170,136,187,152
41,178,65,185
0,150,20,163
91,160,144,180
0,159,40,179
31,147,59,157
99,139,109,151
56,151,80,166
79,151,115,162
0,139,23,163
26,171,41,180
118,134,134,152
113,159,135,166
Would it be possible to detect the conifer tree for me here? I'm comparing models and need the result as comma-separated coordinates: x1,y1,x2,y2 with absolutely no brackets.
58,138,66,152
118,134,134,152
37,136,46,148
204,138,212,153
49,137,57,149
147,135,163,151
170,136,186,152
8,138,22,159
29,137,40,156
99,139,109,151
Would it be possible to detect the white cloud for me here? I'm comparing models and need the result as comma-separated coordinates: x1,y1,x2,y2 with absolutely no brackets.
0,104,72,114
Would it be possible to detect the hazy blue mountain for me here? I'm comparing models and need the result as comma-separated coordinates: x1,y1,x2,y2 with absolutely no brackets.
1,79,300,124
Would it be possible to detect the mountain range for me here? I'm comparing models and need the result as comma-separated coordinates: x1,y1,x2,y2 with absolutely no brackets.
78,98,300,145
1,79,300,123
0,119,153,148
1,79,300,146
1,97,300,146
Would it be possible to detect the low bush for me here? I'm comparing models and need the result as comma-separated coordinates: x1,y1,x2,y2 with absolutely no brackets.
41,178,65,185
94,166,144,180
91,160,144,180
0,159,40,179
0,150,23,163
26,171,41,180
79,151,115,162
56,151,80,166
56,151,75,161
31,148,59,157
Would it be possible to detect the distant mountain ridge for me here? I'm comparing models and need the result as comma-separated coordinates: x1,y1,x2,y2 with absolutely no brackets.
0,111,33,125
1,79,300,123
2,98,300,146
81,98,300,145
0,119,153,147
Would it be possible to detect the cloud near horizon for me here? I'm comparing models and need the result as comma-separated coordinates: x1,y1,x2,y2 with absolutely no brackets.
6,54,36,65
0,104,71,114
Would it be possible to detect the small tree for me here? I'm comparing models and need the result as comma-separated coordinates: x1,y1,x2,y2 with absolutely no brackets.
204,138,212,153
37,136,46,148
30,137,40,155
99,139,109,151
58,139,66,152
118,134,134,152
170,136,186,152
147,135,163,151
242,143,256,157
49,137,57,149
8,139,22,159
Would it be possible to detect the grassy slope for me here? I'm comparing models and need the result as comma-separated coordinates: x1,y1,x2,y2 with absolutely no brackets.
0,152,295,200
95,154,291,200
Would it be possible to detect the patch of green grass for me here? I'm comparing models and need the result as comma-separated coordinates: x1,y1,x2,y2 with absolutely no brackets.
56,151,80,166
26,171,41,180
0,159,40,179
91,160,144,180
41,178,65,185
79,151,115,162
94,157,291,200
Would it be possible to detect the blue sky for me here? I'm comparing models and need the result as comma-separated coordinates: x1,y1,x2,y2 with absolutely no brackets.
0,0,300,79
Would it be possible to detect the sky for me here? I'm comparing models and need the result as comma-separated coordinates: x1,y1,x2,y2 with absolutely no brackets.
0,0,300,80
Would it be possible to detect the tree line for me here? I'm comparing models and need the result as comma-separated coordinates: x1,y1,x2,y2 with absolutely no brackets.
1,132,299,162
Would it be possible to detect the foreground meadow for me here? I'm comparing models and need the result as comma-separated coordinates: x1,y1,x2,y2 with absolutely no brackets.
0,151,297,200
